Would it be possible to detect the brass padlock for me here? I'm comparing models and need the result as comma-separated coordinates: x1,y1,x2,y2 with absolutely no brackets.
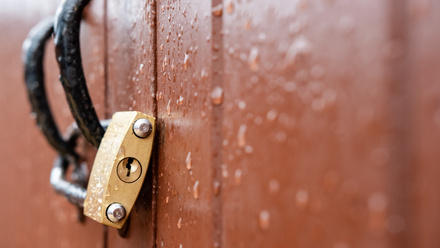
83,111,155,229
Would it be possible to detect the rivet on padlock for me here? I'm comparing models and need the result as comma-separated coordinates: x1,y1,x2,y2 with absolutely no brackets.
84,111,155,229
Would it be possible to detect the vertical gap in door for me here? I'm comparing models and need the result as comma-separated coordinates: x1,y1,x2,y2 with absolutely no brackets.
211,0,224,247
103,0,110,119
151,0,159,247
387,0,411,247
103,0,109,247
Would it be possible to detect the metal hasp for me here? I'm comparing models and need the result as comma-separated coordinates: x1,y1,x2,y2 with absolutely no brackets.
84,111,155,229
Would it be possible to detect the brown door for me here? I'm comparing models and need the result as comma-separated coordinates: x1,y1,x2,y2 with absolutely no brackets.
2,0,440,247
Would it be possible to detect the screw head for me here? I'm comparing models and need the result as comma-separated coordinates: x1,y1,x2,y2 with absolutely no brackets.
107,203,126,223
133,118,152,138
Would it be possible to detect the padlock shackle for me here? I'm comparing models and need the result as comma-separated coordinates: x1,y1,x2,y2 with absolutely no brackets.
51,156,87,207
54,0,105,148
23,16,79,159
50,119,111,208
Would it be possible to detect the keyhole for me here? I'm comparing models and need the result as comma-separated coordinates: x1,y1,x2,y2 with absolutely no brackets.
117,157,142,183
125,158,134,177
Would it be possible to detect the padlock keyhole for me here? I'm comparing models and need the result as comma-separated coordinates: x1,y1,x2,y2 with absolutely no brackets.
117,157,142,183
125,158,134,177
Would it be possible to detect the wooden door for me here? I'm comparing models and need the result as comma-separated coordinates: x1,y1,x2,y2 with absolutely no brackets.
2,0,440,247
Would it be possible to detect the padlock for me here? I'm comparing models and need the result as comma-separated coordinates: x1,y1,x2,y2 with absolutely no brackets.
83,111,155,229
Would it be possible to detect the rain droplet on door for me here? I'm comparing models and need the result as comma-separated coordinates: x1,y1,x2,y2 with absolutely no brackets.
186,152,192,170
211,87,224,105
193,181,199,199
259,210,270,230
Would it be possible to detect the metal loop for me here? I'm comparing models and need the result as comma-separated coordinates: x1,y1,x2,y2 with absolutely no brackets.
23,17,79,159
54,0,105,148
50,119,110,207
50,156,87,207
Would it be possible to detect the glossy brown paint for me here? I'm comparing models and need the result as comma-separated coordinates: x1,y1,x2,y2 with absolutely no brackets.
105,0,157,247
2,0,440,247
0,0,105,247
404,1,440,247
155,0,216,247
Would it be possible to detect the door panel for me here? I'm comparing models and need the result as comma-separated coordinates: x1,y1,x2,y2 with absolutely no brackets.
2,0,440,247
405,1,440,246
156,1,216,247
106,0,157,247
0,0,105,247
221,1,392,247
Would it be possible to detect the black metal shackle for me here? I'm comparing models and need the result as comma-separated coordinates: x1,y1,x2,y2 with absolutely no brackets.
54,0,105,148
23,16,80,159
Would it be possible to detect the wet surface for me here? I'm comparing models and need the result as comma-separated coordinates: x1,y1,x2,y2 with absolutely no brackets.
0,0,105,247
3,0,440,247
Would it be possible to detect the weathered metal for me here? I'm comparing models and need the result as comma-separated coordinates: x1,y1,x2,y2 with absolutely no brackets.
54,0,105,148
23,17,78,159
84,111,156,229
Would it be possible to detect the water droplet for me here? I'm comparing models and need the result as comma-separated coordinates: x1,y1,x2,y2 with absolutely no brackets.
284,82,297,92
213,181,221,195
186,152,192,170
275,132,287,142
114,185,119,191
183,53,189,71
259,210,270,230
166,196,169,203
237,125,247,148
248,47,259,71
225,0,234,13
177,218,182,229
221,164,229,178
193,181,199,199
269,179,280,194
245,145,253,154
266,109,278,121
211,87,224,105
285,36,311,65
238,101,246,110
167,100,171,116
212,4,223,16
139,64,144,75
368,192,387,212
201,69,208,82
296,189,309,209
235,169,242,185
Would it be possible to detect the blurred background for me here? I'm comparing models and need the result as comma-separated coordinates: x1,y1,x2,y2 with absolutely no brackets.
1,0,440,247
